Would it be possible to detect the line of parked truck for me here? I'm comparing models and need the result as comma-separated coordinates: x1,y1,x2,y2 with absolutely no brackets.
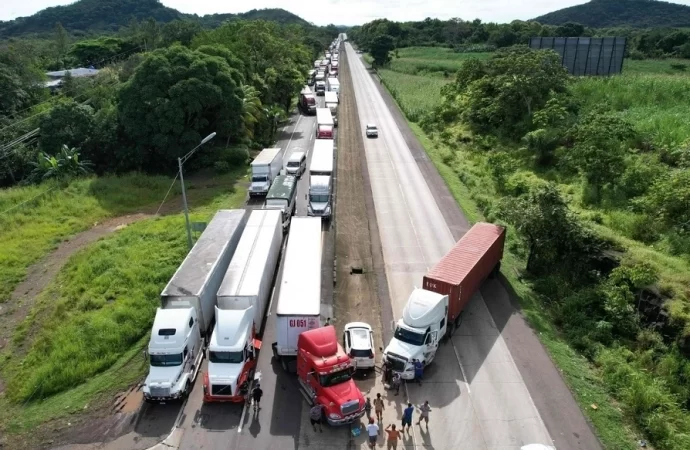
140,32,509,428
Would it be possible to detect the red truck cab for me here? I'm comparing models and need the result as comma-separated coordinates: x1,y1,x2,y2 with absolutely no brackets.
297,326,365,425
317,125,334,139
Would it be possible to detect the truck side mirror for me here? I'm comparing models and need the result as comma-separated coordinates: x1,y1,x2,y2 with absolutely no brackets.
379,347,383,351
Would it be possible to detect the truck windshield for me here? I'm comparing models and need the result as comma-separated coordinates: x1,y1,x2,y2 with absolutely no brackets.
208,351,244,364
150,353,183,367
393,327,426,346
252,176,267,183
310,194,329,203
319,368,352,387
287,161,300,167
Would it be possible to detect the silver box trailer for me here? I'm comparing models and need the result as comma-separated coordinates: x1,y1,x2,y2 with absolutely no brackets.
160,209,248,335
216,209,283,332
273,217,323,358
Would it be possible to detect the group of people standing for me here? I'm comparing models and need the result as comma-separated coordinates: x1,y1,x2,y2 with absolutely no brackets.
361,358,432,449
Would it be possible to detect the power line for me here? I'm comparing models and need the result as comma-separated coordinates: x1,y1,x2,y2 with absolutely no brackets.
0,186,58,216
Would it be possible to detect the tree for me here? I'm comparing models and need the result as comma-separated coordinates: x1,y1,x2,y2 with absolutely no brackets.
567,112,636,198
240,84,263,140
0,64,31,118
118,45,244,173
499,183,604,277
53,22,70,63
161,20,202,47
446,48,570,136
39,100,95,155
370,34,395,68
643,170,690,232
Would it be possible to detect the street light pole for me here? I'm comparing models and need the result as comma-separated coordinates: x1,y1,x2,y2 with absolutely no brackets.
178,156,193,249
178,132,217,250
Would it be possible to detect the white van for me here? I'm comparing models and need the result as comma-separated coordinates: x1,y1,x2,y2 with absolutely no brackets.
285,151,307,177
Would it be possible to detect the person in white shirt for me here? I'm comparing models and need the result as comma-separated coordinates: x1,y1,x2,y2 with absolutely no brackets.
366,417,379,447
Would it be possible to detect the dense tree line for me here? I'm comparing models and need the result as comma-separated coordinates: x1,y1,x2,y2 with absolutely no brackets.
0,18,336,186
349,17,690,60
420,47,690,449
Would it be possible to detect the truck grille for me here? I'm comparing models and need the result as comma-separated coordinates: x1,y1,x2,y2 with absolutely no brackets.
341,399,360,416
211,384,234,396
150,386,171,398
387,353,407,372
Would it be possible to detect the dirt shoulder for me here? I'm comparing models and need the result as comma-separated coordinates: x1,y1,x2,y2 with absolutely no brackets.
334,48,391,365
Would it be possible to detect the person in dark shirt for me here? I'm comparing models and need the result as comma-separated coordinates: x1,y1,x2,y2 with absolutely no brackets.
251,382,263,412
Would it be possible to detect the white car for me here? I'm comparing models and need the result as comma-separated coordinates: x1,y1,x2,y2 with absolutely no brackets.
343,322,375,370
365,124,378,138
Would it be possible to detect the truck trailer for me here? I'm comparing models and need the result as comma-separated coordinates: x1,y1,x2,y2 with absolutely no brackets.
382,222,506,379
307,139,334,220
316,108,334,139
272,217,322,370
144,209,248,402
324,91,338,127
249,147,284,197
203,209,283,403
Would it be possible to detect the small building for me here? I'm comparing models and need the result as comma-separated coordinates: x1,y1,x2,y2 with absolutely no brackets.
44,67,100,91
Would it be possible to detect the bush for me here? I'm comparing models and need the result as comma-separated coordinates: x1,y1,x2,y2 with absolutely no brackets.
504,171,549,197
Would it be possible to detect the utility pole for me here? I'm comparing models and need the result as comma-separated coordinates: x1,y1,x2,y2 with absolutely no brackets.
177,132,217,249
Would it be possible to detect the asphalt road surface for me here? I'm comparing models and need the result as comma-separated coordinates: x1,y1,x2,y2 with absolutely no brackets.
345,43,558,449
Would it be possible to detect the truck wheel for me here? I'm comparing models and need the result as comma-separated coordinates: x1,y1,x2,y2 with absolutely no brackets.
491,262,502,278
281,357,288,372
272,342,279,361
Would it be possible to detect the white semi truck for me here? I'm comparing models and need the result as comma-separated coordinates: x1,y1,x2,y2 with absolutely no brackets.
271,217,323,371
326,78,340,96
324,91,338,127
249,148,284,197
316,108,334,139
143,209,248,403
203,209,283,403
307,139,334,220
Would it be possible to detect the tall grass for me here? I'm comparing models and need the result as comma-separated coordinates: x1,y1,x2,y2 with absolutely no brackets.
378,69,449,121
572,73,690,147
389,47,491,77
0,174,181,303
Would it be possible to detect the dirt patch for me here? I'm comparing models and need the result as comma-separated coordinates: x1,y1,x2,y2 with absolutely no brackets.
333,49,388,361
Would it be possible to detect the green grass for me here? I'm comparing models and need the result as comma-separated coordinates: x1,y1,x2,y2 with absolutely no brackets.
572,73,690,147
389,47,491,77
623,58,690,75
0,169,247,439
378,69,449,121
0,174,183,303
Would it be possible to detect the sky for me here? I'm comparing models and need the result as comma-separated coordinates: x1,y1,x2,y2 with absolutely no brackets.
3,0,690,26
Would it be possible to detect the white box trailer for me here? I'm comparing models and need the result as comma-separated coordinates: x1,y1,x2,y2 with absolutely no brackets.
327,78,340,95
273,217,323,358
216,209,283,332
160,209,248,336
309,139,334,176
249,148,285,197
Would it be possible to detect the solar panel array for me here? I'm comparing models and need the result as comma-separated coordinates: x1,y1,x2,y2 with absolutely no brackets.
528,37,627,76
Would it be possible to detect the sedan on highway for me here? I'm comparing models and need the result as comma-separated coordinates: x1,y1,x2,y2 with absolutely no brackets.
365,124,378,138
343,322,375,371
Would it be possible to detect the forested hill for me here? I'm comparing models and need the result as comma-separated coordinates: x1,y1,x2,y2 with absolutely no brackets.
534,0,690,28
0,0,309,38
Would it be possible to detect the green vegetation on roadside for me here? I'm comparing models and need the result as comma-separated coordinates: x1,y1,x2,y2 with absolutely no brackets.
0,169,247,436
369,45,690,450
0,174,182,303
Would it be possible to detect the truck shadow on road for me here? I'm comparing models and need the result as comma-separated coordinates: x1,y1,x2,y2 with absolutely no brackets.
192,401,243,432
136,402,182,438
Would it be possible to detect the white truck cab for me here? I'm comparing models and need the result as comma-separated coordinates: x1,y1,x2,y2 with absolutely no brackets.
203,306,259,402
382,289,448,379
143,307,203,402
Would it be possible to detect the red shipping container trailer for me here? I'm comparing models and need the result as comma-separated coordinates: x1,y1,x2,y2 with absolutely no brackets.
422,222,506,325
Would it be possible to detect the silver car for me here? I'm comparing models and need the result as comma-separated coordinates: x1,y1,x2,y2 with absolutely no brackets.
343,322,375,371
366,124,378,138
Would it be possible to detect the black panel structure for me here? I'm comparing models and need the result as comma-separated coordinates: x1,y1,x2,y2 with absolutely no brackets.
528,37,627,76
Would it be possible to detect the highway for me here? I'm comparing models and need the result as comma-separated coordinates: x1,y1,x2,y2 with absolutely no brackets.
345,42,554,449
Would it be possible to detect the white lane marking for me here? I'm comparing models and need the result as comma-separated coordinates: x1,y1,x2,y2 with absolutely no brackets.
403,382,417,448
237,395,249,434
285,114,303,152
451,341,471,394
